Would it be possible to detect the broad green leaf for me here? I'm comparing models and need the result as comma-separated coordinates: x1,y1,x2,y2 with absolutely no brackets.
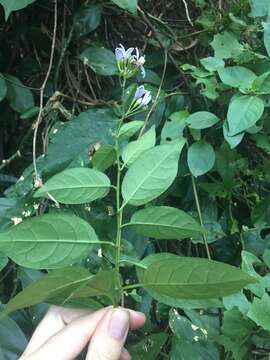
0,0,36,20
34,168,111,204
223,292,250,314
5,75,34,113
187,141,215,177
122,140,185,206
0,213,100,269
217,66,256,89
160,110,187,144
20,106,39,119
169,309,219,360
210,32,243,59
0,316,27,359
252,72,270,93
223,121,244,149
121,126,156,166
170,335,218,360
74,4,102,37
186,111,219,130
118,121,144,138
80,47,118,76
123,206,206,240
129,333,168,360
216,309,254,360
10,108,117,197
263,22,270,57
0,255,8,271
111,0,137,15
249,0,269,17
137,254,222,309
191,216,225,244
247,293,270,331
0,267,116,319
241,251,270,297
227,95,264,136
139,253,256,300
251,194,270,227
263,249,270,268
200,57,224,71
0,75,7,102
92,144,117,172
196,77,219,100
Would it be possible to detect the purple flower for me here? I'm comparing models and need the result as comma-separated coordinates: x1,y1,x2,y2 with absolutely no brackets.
115,44,134,61
134,85,152,106
115,44,146,78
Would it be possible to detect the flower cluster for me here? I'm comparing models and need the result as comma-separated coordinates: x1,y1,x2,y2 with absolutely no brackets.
115,44,146,79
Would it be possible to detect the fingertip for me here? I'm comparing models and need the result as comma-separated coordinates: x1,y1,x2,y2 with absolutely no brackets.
120,348,131,360
127,309,146,329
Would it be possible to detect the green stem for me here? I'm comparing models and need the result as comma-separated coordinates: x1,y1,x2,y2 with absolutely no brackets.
191,174,211,260
114,114,126,306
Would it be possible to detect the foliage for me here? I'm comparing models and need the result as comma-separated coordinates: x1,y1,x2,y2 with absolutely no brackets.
0,0,270,359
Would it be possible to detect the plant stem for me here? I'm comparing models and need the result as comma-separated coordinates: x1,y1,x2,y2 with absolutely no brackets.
191,174,211,260
114,114,126,306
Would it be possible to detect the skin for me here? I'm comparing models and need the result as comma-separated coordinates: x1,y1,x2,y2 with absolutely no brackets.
20,306,146,360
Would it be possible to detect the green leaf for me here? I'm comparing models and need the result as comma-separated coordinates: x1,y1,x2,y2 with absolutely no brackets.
5,75,34,113
0,267,116,319
252,72,270,93
74,4,102,37
263,22,270,57
187,141,215,177
249,0,269,17
200,57,224,71
227,95,264,136
10,108,117,197
217,66,257,89
223,292,250,314
251,194,270,227
0,75,7,102
223,121,244,149
20,106,39,119
92,144,117,172
0,316,27,359
111,0,137,15
34,168,111,204
121,126,156,166
122,141,185,206
129,333,168,360
118,121,144,138
210,32,243,59
123,206,206,240
170,335,218,360
216,309,254,360
0,255,8,271
0,213,100,269
139,253,256,300
0,0,36,20
79,47,118,76
247,293,270,331
137,254,222,309
186,111,219,130
160,111,187,144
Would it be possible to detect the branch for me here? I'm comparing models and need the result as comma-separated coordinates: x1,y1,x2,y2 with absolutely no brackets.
32,0,58,185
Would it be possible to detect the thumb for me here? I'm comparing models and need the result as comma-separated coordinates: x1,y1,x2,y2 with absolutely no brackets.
87,308,130,360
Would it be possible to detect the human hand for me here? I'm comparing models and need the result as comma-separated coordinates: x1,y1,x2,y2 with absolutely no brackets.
20,305,146,360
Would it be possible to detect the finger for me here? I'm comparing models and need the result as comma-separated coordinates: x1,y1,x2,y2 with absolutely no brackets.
86,308,130,360
127,309,146,330
120,348,131,360
22,307,111,360
23,306,93,356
